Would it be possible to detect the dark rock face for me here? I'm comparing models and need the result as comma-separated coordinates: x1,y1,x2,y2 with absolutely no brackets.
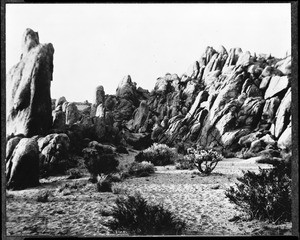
6,137,40,190
6,28,54,138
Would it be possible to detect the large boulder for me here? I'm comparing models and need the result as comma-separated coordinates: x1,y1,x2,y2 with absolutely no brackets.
6,137,40,190
6,28,54,138
38,133,70,176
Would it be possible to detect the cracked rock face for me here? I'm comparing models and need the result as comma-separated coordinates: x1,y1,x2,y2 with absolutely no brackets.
6,28,54,138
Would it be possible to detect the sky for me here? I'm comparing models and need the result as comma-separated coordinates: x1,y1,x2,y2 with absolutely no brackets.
6,3,291,103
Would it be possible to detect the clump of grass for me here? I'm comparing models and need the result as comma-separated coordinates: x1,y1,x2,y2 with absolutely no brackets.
108,192,186,235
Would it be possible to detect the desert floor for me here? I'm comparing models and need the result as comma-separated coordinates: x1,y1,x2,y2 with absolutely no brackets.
6,150,292,237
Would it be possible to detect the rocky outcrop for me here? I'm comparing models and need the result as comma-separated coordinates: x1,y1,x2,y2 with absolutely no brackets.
6,28,54,138
136,45,292,159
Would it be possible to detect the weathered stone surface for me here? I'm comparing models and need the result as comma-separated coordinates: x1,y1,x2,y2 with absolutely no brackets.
127,100,149,132
6,137,40,190
113,98,135,122
52,110,66,131
94,85,105,106
261,96,280,124
277,123,291,150
66,102,80,125
264,76,289,99
94,117,106,140
238,131,263,147
221,128,251,148
236,97,265,129
95,104,105,118
55,96,67,108
275,55,291,75
116,75,136,101
274,88,291,138
6,28,54,138
105,95,117,111
236,51,252,67
259,76,271,91
6,136,23,162
38,133,70,176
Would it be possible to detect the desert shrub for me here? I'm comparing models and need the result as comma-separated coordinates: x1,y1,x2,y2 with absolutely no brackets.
83,147,119,182
108,192,186,235
96,175,112,192
36,190,51,203
135,143,177,166
127,161,155,177
67,168,84,179
175,155,196,170
189,148,223,175
225,158,291,223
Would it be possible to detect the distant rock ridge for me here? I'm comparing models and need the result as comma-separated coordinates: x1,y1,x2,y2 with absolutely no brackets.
137,45,292,158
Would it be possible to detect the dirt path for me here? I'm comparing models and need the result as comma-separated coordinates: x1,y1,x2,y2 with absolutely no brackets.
5,154,292,237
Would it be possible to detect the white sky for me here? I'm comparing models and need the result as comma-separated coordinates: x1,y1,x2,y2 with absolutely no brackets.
6,3,291,103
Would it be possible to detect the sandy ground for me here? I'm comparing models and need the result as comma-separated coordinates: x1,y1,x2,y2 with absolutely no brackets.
5,152,292,237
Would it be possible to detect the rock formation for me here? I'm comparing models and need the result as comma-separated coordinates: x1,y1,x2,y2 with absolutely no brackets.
6,28,54,138
134,46,292,158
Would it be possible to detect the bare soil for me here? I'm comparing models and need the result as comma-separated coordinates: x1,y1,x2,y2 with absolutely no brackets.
5,151,292,237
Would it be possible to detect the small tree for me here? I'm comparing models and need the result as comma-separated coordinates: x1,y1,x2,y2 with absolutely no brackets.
187,147,223,175
82,147,119,183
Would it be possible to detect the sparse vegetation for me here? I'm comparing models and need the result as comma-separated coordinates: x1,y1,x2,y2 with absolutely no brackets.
225,156,291,223
108,192,186,235
135,143,177,166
